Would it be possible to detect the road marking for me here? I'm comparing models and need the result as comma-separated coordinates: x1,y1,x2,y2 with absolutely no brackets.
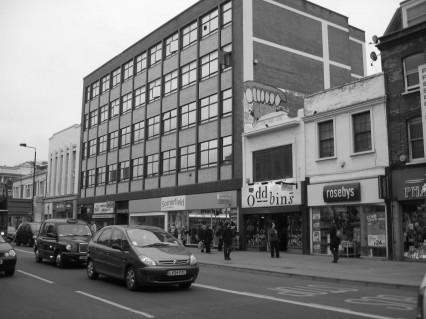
269,285,358,297
18,270,54,284
76,291,154,318
15,249,34,254
193,283,400,319
346,295,416,311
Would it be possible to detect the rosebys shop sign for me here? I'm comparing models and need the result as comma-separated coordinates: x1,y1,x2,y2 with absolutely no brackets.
241,183,301,208
323,183,361,203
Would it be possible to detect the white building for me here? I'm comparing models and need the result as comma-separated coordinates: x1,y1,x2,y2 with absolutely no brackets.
303,73,389,258
44,124,81,220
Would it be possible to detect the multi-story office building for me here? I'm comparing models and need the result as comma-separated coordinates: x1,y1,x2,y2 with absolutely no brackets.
79,0,365,249
44,124,81,220
376,0,426,261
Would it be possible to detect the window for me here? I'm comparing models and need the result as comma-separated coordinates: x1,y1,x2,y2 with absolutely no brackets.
181,61,197,88
222,1,232,26
90,109,98,128
146,154,159,177
201,9,218,38
109,131,118,151
182,21,197,49
89,138,97,157
107,164,117,184
199,139,217,168
123,60,133,81
163,70,178,95
96,167,106,185
403,53,425,92
133,121,144,144
119,161,130,182
135,52,147,74
200,94,218,123
110,99,120,118
222,88,232,116
165,32,179,58
253,145,293,182
83,114,89,131
200,51,218,80
403,0,426,27
121,93,132,114
221,136,232,165
352,111,372,153
85,86,90,102
408,117,425,161
180,101,197,129
101,74,110,93
132,157,144,180
148,78,161,102
162,109,177,135
82,142,88,159
98,135,107,154
220,44,232,70
91,81,99,99
149,42,162,67
120,126,131,148
134,86,146,109
81,171,87,189
318,120,334,158
87,169,96,187
162,149,176,175
147,115,160,139
112,68,121,87
100,105,108,123
179,145,196,171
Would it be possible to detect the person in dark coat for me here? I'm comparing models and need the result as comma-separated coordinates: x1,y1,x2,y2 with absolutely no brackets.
329,219,341,263
216,224,224,251
268,223,280,258
202,225,214,253
222,223,234,260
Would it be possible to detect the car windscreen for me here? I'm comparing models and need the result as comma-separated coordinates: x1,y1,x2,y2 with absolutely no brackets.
57,224,92,237
126,228,181,247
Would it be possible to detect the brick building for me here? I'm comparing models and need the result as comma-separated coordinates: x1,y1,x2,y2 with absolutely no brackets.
79,0,365,251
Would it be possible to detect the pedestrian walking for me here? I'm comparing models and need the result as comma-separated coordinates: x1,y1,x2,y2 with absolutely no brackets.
216,223,224,251
203,225,214,253
90,221,97,234
268,222,280,258
222,222,234,260
329,218,341,263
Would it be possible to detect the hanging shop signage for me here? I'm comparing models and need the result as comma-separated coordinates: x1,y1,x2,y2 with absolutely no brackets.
217,193,232,205
419,64,426,156
323,183,360,203
378,175,389,200
241,182,300,208
94,201,115,214
161,196,186,211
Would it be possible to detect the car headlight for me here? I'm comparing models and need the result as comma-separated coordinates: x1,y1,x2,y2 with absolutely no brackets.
0,231,4,236
66,244,72,251
189,254,197,265
139,255,156,266
6,249,16,257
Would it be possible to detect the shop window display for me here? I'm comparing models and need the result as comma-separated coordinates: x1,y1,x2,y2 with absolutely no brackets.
402,204,426,260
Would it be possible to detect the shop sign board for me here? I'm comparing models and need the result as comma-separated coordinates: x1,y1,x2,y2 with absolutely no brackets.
241,183,300,208
94,201,115,214
323,183,360,203
161,196,186,211
378,175,389,200
217,193,232,205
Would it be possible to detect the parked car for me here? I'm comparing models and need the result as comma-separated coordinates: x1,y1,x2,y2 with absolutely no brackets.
7,226,16,242
419,272,426,319
15,222,41,247
0,235,17,276
34,219,92,268
86,225,199,291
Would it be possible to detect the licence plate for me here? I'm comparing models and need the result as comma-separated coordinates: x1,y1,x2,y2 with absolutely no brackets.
167,270,186,276
0,259,2,264
79,256,87,260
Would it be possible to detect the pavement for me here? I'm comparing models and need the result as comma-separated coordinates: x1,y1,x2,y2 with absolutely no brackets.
187,246,426,291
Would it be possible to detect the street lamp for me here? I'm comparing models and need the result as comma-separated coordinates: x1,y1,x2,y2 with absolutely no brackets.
19,143,36,221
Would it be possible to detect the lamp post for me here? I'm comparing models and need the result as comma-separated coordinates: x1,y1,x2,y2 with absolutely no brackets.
19,143,36,221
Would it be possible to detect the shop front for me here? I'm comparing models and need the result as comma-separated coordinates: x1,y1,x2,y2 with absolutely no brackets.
92,201,115,229
240,181,304,253
129,191,238,246
308,178,388,258
53,201,73,219
392,167,426,261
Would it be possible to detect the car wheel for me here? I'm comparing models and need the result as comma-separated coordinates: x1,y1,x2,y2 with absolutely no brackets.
125,266,139,291
35,249,43,263
16,241,21,246
27,239,32,247
55,253,65,268
179,282,192,289
5,269,15,276
86,259,99,280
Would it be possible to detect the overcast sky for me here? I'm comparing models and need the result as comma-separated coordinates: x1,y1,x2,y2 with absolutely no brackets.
0,0,401,166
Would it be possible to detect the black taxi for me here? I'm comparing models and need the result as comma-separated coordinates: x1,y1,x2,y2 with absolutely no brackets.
34,219,92,268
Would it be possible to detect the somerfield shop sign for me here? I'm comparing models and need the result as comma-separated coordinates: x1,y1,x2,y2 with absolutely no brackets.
323,183,361,203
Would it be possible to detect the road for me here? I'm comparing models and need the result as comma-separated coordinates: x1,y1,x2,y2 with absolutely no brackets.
0,245,417,319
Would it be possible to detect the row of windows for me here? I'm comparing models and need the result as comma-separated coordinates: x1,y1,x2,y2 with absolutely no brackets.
81,136,232,188
85,1,232,101
84,88,232,137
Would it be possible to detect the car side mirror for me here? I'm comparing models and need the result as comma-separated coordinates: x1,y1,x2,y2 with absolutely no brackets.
47,232,56,238
111,243,122,250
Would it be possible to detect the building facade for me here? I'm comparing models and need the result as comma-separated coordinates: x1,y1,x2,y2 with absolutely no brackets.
44,124,81,220
376,0,426,261
304,73,389,259
79,0,365,244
